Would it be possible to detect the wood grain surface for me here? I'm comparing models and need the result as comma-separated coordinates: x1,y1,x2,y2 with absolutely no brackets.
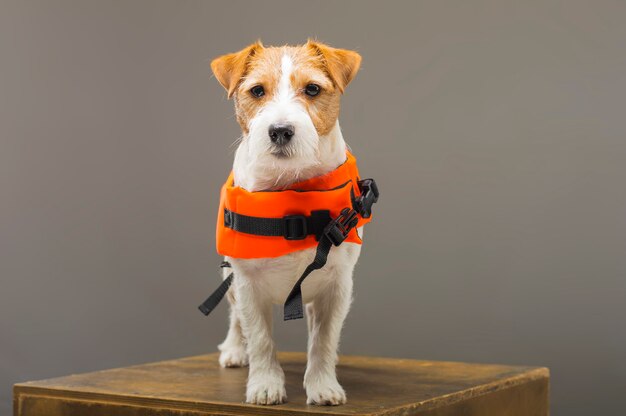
14,352,549,416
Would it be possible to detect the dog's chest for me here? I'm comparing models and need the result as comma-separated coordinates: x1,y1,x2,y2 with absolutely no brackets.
227,230,362,305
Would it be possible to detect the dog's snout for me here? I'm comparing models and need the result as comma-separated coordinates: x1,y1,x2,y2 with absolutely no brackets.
268,124,295,145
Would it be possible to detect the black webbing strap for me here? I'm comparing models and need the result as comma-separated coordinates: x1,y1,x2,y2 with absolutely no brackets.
224,209,331,240
282,177,381,319
283,207,359,320
283,236,333,320
198,179,379,320
198,261,233,316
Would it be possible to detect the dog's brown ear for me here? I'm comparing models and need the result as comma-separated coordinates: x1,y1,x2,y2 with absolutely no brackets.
211,41,263,98
307,40,361,93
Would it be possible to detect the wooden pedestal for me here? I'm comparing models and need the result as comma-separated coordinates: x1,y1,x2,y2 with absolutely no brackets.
14,352,549,416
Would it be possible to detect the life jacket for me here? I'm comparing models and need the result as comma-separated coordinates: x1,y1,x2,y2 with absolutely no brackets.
216,151,375,259
199,151,379,320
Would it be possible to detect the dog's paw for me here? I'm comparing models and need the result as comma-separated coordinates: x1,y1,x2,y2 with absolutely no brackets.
246,374,287,405
218,344,248,368
305,378,346,406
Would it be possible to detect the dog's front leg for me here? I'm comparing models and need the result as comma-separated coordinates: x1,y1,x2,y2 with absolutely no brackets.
217,271,248,368
233,270,287,405
304,266,354,405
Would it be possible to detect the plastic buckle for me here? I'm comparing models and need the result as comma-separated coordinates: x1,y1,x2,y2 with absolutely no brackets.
283,215,308,240
324,208,359,246
224,209,233,227
355,178,379,219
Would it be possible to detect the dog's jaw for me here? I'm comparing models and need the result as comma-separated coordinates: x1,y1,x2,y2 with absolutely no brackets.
232,120,347,192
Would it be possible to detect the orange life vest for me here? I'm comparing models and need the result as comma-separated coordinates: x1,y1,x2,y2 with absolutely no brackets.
200,152,378,321
216,152,375,259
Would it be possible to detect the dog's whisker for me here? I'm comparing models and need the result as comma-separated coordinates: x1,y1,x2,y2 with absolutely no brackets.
229,136,243,148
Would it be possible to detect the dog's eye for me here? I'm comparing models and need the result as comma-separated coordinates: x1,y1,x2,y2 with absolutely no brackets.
304,84,321,97
250,85,265,98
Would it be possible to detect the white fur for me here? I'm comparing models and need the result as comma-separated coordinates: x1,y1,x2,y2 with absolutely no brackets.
219,53,363,406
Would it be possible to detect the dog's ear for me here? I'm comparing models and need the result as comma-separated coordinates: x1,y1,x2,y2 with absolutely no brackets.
211,41,263,98
307,40,361,93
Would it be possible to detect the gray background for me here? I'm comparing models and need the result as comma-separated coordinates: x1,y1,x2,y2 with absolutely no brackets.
1,1,625,414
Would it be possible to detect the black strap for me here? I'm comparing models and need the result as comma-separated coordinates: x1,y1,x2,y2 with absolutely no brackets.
283,207,359,320
198,208,359,321
198,262,233,316
199,179,379,320
224,209,331,240
283,237,333,320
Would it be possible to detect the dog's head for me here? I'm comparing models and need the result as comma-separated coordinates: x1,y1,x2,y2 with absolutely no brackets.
211,40,361,169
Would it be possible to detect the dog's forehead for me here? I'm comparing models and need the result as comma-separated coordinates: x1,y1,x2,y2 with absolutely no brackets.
246,45,328,85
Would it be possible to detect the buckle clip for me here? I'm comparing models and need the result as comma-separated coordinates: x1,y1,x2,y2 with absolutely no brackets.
355,178,379,219
283,215,308,240
224,209,233,227
324,208,359,246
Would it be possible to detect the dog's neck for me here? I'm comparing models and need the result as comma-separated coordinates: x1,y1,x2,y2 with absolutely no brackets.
232,121,347,192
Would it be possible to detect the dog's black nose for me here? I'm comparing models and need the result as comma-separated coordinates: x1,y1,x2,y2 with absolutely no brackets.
268,124,294,145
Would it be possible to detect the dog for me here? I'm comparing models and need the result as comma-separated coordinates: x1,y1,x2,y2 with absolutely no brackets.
210,40,363,406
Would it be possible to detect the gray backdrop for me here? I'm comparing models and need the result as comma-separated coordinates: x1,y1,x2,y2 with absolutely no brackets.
2,1,625,414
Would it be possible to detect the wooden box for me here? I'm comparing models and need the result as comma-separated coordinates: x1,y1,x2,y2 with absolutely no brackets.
14,352,549,416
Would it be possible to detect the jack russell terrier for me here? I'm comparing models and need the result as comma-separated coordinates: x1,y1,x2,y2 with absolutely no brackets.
208,40,374,406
